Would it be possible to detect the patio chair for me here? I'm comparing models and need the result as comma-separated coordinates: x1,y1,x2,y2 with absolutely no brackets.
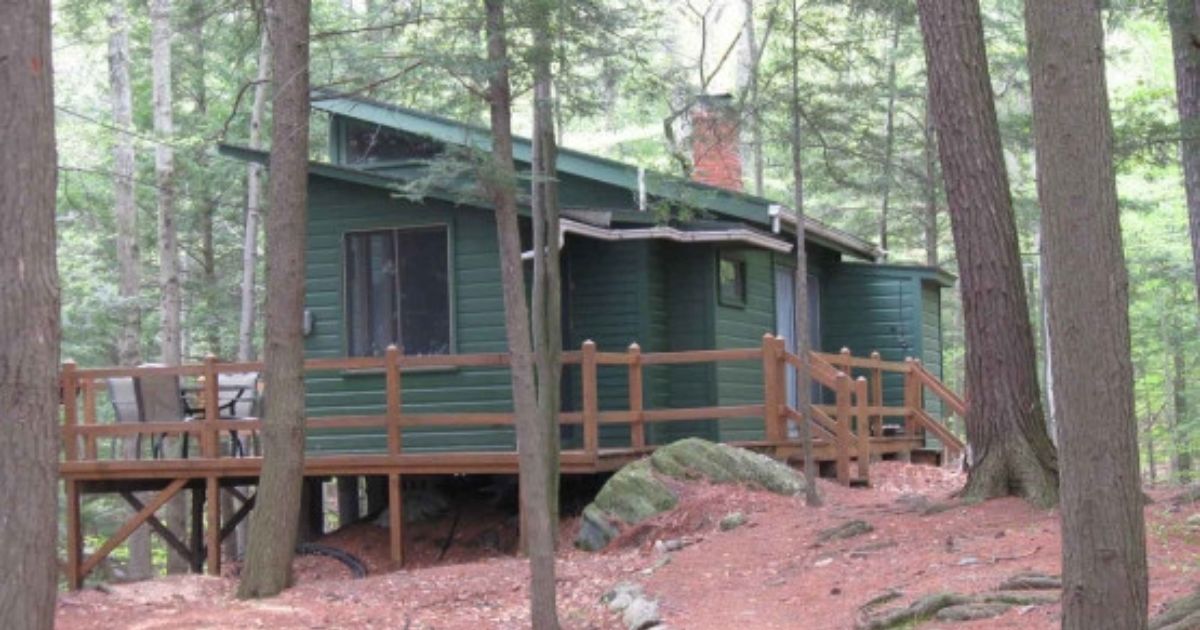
106,377,143,458
134,366,191,459
217,371,260,456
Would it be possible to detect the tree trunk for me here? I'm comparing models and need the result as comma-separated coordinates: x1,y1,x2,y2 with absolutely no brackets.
916,0,1059,507
530,0,561,547
150,0,190,574
1168,0,1200,311
1026,0,1149,627
237,0,311,600
1173,350,1192,483
878,4,902,260
108,0,153,581
483,2,559,626
0,0,59,624
239,22,271,364
790,0,820,508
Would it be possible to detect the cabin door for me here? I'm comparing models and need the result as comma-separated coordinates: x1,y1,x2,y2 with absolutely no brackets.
774,267,821,411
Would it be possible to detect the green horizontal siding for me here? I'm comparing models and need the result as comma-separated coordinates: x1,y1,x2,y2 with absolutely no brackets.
821,265,921,414
715,248,774,443
303,177,515,454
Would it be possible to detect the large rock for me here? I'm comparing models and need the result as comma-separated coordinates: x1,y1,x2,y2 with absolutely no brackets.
575,439,803,551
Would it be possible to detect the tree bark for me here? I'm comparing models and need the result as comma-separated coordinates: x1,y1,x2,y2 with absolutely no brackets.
1168,0,1200,311
150,0,191,574
916,0,1059,507
791,0,820,508
0,0,60,624
1026,0,1149,627
483,1,559,626
237,0,311,600
239,22,271,363
108,0,154,581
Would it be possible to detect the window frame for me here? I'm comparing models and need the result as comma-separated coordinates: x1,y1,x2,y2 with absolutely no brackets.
341,223,456,358
716,250,748,308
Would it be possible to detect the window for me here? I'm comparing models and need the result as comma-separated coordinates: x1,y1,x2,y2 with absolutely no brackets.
344,121,441,164
345,227,451,356
717,253,747,307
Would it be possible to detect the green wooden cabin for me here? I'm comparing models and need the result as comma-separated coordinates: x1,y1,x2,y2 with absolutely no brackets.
221,93,953,456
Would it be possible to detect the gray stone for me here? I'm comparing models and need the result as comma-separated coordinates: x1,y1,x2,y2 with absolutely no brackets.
603,582,642,612
623,596,662,630
577,439,805,552
719,512,747,531
576,504,622,552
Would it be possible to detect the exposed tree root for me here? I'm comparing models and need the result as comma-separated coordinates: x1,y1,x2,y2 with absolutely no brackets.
1151,590,1200,630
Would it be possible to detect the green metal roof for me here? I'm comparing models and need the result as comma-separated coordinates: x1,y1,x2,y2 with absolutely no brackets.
310,91,882,260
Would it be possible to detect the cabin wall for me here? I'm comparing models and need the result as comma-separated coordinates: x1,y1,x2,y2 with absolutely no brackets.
658,244,719,443
921,281,944,417
821,263,947,428
303,177,516,454
714,247,774,443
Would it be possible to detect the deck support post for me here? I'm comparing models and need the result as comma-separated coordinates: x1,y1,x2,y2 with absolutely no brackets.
191,484,205,573
628,343,644,449
762,334,782,443
834,372,852,485
65,479,82,589
581,340,599,460
855,377,870,484
206,476,220,575
388,473,403,566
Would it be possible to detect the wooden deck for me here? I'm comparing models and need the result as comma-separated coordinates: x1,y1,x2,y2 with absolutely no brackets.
58,335,965,589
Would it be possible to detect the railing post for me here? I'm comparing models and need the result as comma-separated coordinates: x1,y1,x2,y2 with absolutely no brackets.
386,345,402,457
83,377,98,460
581,340,599,460
904,358,919,438
870,351,883,436
834,372,852,485
855,377,870,484
839,346,852,378
62,361,78,462
775,336,788,434
628,343,645,449
762,334,782,443
203,355,219,458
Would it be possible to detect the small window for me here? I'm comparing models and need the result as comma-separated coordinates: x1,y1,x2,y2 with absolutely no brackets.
344,121,441,164
718,253,747,307
345,226,451,356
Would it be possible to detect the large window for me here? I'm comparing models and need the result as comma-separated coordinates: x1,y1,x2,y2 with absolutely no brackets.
345,226,451,357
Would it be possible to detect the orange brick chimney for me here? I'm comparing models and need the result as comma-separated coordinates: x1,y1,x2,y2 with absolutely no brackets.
690,94,742,191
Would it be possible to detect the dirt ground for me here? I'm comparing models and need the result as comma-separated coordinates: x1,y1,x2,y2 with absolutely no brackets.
56,463,1200,629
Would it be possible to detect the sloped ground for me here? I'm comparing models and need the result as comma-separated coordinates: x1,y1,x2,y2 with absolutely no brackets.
56,463,1200,629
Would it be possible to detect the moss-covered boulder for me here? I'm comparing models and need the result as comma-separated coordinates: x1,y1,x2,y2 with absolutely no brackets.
575,439,803,551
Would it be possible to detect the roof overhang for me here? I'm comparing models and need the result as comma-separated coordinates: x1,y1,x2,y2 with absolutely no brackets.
768,204,882,261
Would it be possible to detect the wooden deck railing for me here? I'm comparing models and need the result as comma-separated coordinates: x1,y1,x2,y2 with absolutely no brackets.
60,336,965,480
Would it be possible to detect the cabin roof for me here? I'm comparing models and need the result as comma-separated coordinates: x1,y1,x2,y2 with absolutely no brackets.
308,91,882,261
